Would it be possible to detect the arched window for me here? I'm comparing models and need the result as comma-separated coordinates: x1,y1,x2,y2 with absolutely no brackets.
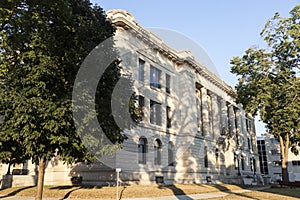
154,139,162,165
168,142,174,166
138,138,147,164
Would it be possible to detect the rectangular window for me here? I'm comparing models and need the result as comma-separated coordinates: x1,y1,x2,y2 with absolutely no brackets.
166,74,171,94
138,95,145,117
150,100,162,126
138,59,145,82
241,156,245,170
270,138,279,144
215,149,219,168
166,106,171,128
204,146,208,168
150,66,161,89
271,149,280,155
292,160,300,166
234,155,238,170
248,138,251,150
273,161,281,167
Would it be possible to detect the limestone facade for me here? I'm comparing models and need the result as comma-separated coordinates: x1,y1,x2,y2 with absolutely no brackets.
92,9,260,185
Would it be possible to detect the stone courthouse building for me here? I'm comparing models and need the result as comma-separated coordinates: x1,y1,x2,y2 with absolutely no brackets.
0,10,260,187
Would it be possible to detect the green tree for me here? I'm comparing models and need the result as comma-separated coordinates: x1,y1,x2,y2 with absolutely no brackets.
0,0,139,199
231,5,300,182
0,134,30,175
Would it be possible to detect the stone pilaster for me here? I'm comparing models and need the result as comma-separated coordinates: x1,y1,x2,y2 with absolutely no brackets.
220,100,228,133
201,87,209,137
228,105,236,139
235,108,243,147
211,94,220,139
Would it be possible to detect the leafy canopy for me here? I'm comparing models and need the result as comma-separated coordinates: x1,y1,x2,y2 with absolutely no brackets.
0,0,139,165
230,5,300,154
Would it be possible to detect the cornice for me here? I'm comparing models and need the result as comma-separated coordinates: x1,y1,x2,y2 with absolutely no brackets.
106,9,236,97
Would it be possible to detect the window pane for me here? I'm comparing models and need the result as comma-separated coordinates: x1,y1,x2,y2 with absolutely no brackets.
167,106,171,128
138,95,145,117
166,74,170,94
154,139,162,165
168,142,174,166
150,100,161,126
241,157,245,170
204,146,208,168
138,59,145,81
138,138,147,164
150,66,161,89
248,138,251,150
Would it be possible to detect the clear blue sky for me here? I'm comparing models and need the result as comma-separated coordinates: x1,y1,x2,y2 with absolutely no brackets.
91,0,300,134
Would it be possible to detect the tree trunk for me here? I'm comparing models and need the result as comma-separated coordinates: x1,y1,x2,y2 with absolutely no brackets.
279,134,289,182
6,162,11,175
36,158,46,200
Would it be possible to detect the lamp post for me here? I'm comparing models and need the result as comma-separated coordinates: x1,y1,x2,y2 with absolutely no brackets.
116,168,121,200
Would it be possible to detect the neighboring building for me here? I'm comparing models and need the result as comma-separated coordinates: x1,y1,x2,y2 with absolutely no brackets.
1,10,261,187
257,134,300,183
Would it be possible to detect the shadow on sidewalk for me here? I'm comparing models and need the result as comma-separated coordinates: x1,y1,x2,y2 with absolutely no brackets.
158,185,193,200
0,186,35,199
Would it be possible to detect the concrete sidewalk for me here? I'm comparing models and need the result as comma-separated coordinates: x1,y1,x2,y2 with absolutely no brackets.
0,186,270,200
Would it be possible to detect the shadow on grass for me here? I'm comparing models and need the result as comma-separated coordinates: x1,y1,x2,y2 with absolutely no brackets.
50,185,102,190
50,185,103,200
158,185,193,200
0,186,35,199
58,188,80,200
263,187,300,198
211,184,231,192
211,184,261,200
211,184,244,192
119,186,127,200
229,192,260,200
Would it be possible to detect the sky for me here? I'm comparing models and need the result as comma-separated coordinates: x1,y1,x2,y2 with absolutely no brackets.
91,0,300,135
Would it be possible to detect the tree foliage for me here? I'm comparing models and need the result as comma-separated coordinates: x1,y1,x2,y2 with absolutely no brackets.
0,0,139,198
231,5,300,181
0,0,104,165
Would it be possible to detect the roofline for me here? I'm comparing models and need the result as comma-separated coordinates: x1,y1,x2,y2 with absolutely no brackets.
106,9,236,97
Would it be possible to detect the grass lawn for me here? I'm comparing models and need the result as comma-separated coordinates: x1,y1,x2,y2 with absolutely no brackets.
0,184,245,199
0,184,299,199
207,187,300,200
